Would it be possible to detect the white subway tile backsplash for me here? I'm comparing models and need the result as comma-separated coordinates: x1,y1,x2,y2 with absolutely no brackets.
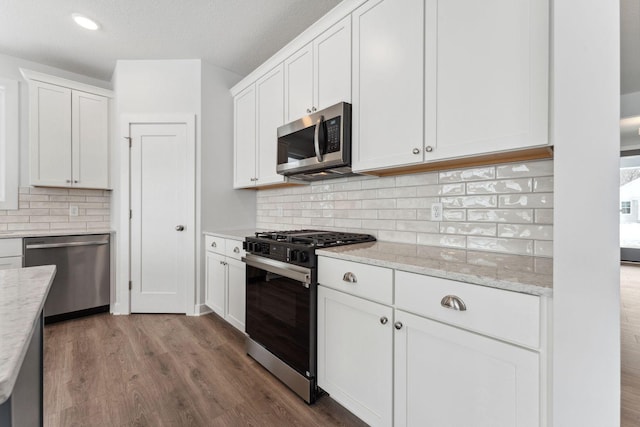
396,172,438,187
441,195,497,209
439,166,495,183
534,240,553,257
496,161,553,178
0,187,111,233
466,178,532,194
499,193,553,208
535,209,554,224
416,233,467,248
467,236,534,255
498,224,553,240
467,209,533,223
440,222,496,236
256,160,553,257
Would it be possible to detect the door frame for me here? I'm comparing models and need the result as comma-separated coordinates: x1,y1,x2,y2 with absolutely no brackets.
118,114,196,315
620,149,640,263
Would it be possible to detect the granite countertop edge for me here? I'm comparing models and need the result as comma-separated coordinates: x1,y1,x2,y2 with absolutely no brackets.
316,244,553,297
0,265,57,404
0,229,115,239
203,229,265,241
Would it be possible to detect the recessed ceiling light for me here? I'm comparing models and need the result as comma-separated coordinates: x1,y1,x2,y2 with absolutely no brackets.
72,13,100,31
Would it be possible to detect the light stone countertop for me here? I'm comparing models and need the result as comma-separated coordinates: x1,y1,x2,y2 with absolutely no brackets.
0,229,114,239
0,265,56,404
203,229,265,241
316,241,553,297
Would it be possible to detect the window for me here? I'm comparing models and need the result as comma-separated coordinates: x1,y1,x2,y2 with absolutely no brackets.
622,201,632,215
0,77,18,210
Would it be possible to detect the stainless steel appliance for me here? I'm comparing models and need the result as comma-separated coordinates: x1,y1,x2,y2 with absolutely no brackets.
276,102,353,181
24,234,110,323
243,230,376,403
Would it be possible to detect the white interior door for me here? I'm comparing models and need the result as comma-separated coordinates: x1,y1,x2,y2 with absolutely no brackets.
130,122,193,313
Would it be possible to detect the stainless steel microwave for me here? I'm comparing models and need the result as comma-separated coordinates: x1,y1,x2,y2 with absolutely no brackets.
276,102,353,181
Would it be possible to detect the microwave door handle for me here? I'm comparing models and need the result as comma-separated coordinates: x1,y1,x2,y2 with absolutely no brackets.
314,115,324,162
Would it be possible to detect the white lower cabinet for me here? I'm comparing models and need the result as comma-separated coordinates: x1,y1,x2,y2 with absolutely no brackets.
204,236,246,332
317,256,547,427
0,239,22,270
318,285,393,427
394,309,539,427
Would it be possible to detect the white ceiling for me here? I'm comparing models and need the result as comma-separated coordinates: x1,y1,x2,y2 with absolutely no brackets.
0,0,342,82
1,1,638,92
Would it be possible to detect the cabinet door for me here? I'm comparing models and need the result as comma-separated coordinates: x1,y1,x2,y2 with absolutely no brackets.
29,81,72,186
0,256,22,270
318,286,393,427
314,15,352,111
205,251,226,317
284,44,314,122
394,310,540,427
256,65,285,186
233,85,257,188
352,0,424,172
72,91,109,188
226,257,246,332
430,0,549,161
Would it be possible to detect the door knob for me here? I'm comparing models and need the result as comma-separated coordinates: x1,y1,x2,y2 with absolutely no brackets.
175,225,185,231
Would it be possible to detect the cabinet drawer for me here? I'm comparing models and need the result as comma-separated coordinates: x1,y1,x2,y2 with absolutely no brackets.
395,271,540,348
318,257,393,305
205,235,225,255
0,256,22,270
225,239,245,261
0,238,22,257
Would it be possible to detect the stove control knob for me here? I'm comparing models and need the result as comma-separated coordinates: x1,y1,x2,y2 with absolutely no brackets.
299,251,309,263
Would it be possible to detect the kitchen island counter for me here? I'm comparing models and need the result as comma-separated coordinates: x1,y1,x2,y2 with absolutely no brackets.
0,265,56,420
317,241,552,296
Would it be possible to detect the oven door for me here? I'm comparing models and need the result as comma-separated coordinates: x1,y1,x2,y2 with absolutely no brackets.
243,254,315,377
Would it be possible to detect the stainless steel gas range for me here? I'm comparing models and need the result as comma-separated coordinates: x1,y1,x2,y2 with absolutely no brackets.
242,230,376,403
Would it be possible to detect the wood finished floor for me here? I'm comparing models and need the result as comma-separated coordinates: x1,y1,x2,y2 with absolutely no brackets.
622,265,640,427
43,312,367,427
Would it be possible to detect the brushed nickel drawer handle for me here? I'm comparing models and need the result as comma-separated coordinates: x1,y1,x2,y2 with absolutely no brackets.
440,295,467,311
211,242,217,247
342,272,357,283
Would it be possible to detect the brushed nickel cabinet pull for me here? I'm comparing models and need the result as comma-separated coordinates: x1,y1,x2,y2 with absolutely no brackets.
440,295,467,311
342,272,357,283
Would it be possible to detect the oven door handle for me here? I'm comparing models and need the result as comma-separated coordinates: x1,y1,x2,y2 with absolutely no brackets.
242,254,312,285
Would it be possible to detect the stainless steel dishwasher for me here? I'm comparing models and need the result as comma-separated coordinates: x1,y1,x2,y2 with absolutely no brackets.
24,234,110,323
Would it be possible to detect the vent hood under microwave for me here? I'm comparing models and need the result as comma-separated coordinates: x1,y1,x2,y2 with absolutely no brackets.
276,102,357,181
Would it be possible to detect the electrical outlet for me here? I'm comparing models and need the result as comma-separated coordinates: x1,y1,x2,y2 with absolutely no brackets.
431,202,443,221
69,205,79,217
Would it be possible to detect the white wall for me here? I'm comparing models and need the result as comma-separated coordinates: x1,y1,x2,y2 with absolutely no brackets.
552,0,620,425
622,91,640,118
111,59,256,315
0,52,111,187
200,60,256,305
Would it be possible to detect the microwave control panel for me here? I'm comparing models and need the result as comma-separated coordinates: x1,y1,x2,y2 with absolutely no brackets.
326,117,341,153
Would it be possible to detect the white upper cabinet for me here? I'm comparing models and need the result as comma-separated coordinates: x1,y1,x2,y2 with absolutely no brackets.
351,0,425,172
233,65,286,189
256,65,286,187
428,0,549,161
285,44,314,122
72,90,109,188
285,16,352,123
233,85,257,188
28,78,110,189
29,81,73,187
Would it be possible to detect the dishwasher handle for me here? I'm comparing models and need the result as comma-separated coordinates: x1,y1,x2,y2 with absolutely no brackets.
25,241,109,250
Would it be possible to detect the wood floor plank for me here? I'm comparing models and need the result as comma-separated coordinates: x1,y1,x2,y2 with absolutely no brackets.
44,312,366,426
